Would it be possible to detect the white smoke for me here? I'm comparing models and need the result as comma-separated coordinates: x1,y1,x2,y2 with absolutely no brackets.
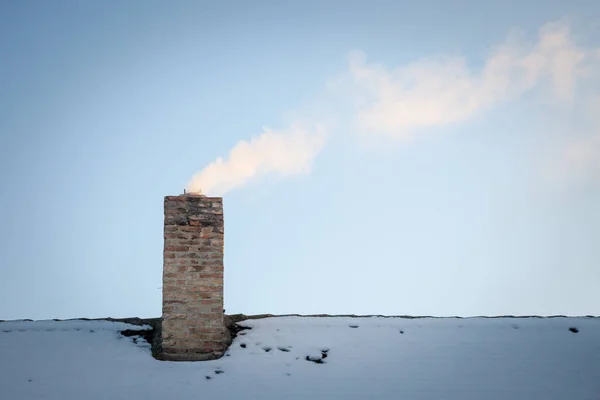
345,20,600,186
348,21,593,139
187,20,600,194
186,123,326,196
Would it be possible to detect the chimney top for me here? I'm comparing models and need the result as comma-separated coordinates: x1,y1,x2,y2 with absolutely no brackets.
182,189,205,197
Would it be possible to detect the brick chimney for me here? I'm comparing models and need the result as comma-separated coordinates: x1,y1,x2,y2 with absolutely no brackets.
160,193,227,361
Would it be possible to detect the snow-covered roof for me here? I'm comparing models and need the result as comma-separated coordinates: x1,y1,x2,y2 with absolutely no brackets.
1,316,599,399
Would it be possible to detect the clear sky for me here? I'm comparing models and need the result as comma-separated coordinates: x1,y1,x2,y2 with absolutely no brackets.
1,0,599,320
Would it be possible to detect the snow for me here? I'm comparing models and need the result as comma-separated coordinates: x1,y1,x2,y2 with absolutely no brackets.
1,316,600,399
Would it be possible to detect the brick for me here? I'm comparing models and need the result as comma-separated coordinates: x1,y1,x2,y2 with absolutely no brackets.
164,246,189,252
164,196,186,201
202,273,223,279
165,208,186,215
162,347,192,355
164,300,186,305
165,313,186,320
187,265,207,272
178,226,202,232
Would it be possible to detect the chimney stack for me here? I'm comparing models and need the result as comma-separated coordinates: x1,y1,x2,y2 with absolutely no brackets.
160,193,227,361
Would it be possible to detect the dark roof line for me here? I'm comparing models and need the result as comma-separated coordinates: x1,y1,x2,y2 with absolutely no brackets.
1,314,598,325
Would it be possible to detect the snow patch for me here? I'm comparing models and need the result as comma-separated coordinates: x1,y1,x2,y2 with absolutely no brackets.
1,317,599,399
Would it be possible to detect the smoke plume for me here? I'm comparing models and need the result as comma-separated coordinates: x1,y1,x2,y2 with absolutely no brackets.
186,124,326,196
348,21,594,139
187,20,599,194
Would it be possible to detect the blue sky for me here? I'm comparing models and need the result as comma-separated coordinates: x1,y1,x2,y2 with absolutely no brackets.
1,0,599,320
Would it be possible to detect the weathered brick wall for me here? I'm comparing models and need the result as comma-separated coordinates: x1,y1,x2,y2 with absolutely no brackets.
160,193,227,361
